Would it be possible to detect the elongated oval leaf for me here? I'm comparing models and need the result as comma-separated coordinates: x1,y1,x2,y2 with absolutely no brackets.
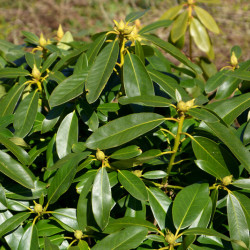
47,159,77,204
0,68,29,78
41,52,58,73
119,95,172,107
232,179,250,190
0,134,30,165
56,111,78,159
125,9,148,22
139,20,173,34
110,145,142,160
118,170,148,201
194,6,220,34
148,187,172,230
173,183,209,230
188,107,219,122
0,84,25,118
92,226,148,250
204,121,250,173
0,150,35,189
160,5,183,20
14,91,39,138
86,40,119,103
192,136,231,178
227,193,249,249
85,113,165,150
190,17,211,53
171,10,189,43
52,208,78,230
92,167,112,230
49,73,88,107
0,212,30,238
18,225,39,250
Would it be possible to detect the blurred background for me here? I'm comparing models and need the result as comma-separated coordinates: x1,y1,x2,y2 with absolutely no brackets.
0,0,249,68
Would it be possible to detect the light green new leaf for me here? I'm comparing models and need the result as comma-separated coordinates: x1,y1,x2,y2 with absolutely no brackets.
92,167,112,230
0,212,30,238
104,217,157,234
86,40,119,103
0,150,35,189
56,111,78,159
0,84,25,118
0,134,30,165
173,183,209,230
148,69,189,101
227,193,249,250
0,68,29,78
160,5,183,20
139,20,173,34
119,95,172,107
124,53,154,97
47,159,77,204
92,226,148,250
49,73,88,107
18,225,39,250
148,187,172,230
194,6,220,34
171,10,189,43
204,121,250,172
85,113,165,150
192,136,231,178
86,34,106,65
118,170,148,201
232,179,250,190
110,145,142,160
14,91,39,138
142,34,202,74
190,17,211,53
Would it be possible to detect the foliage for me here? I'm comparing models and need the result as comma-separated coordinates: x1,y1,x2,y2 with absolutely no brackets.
0,7,249,250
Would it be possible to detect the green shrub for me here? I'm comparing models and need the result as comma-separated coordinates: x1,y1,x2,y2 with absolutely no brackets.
0,7,249,250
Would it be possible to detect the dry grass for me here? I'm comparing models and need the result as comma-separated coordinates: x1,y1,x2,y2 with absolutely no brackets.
0,0,249,68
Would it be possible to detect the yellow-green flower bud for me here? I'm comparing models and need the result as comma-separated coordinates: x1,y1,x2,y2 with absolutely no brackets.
32,64,41,80
39,33,47,47
57,24,64,40
133,170,142,178
165,232,176,245
74,230,83,240
96,148,105,161
186,99,195,110
34,201,43,213
177,100,188,112
230,52,238,67
222,175,233,186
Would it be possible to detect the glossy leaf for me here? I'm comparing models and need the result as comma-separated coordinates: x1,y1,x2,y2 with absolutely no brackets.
18,224,39,250
173,183,209,230
118,170,148,201
44,237,60,250
194,6,220,34
0,68,29,78
14,91,39,138
0,84,25,118
142,34,202,74
0,134,30,165
204,121,250,172
49,73,88,107
232,179,250,190
227,193,249,250
135,40,145,64
85,113,165,150
119,95,172,107
171,10,189,43
92,167,112,230
143,170,167,179
86,40,119,103
190,17,211,53
0,212,30,238
110,145,142,160
52,208,78,230
188,108,219,122
0,150,35,189
56,111,78,159
47,158,77,204
148,187,172,230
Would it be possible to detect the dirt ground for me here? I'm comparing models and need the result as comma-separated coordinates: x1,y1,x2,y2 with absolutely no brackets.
0,0,249,69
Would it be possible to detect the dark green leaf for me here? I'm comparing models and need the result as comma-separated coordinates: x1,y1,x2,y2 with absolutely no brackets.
188,108,219,122
0,68,29,78
18,225,39,250
139,20,173,34
22,31,39,44
74,53,88,74
86,40,119,103
92,167,112,230
232,179,250,190
44,237,60,250
110,145,142,160
125,9,148,22
118,170,148,201
41,52,58,73
52,208,78,230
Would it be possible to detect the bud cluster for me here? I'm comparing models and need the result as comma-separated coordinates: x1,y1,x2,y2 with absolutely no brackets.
176,99,195,113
